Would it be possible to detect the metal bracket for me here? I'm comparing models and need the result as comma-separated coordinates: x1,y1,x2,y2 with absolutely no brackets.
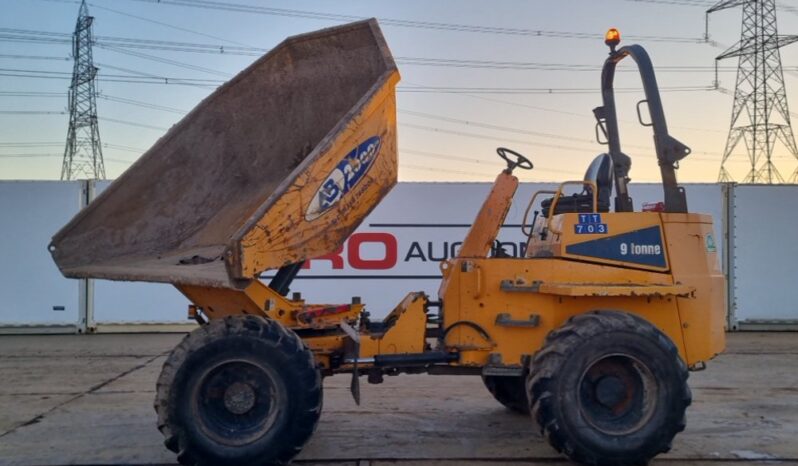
495,313,540,328
689,361,707,372
636,99,653,126
339,321,361,405
482,365,525,377
483,354,525,376
500,280,541,293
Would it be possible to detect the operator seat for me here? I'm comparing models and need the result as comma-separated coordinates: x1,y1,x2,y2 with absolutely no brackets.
541,153,613,217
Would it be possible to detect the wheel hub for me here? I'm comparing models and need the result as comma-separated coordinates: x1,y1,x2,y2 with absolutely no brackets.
193,359,283,446
578,353,657,435
595,375,626,409
224,381,256,415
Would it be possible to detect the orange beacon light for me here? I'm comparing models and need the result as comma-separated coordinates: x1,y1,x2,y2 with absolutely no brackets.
605,28,621,47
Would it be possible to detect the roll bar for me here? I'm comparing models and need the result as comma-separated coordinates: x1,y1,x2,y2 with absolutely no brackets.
594,44,691,213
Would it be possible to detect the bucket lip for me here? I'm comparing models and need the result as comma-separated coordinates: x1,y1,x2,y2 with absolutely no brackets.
50,18,396,252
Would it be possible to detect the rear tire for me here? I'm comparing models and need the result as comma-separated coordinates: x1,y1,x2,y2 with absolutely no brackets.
482,375,529,414
155,315,322,466
527,311,691,466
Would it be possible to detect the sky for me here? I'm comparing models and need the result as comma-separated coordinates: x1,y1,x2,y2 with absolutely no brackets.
2,0,798,183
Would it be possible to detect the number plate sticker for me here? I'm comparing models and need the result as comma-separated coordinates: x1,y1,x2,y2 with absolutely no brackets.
574,223,608,234
574,213,608,235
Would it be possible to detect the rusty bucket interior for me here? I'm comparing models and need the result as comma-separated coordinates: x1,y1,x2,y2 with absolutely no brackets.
50,19,400,289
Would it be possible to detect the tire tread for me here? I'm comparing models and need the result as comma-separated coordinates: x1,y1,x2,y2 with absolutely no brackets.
154,315,321,466
527,310,691,466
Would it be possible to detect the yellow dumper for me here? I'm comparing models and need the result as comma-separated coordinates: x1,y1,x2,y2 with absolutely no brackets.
51,21,725,466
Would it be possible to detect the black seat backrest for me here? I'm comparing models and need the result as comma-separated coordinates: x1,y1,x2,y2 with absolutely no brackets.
539,153,614,218
584,153,613,210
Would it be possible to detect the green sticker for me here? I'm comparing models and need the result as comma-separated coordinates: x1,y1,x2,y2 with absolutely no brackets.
706,234,717,252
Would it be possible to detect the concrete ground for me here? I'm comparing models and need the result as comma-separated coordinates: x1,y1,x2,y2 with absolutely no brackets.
0,332,796,466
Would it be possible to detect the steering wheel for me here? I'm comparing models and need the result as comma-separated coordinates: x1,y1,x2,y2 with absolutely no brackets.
497,147,533,171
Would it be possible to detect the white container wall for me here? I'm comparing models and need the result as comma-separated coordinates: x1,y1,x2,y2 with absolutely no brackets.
89,181,191,329
0,181,84,331
0,180,793,331
91,281,193,329
729,185,798,329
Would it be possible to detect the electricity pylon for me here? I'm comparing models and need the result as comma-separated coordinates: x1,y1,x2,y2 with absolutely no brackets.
61,0,105,180
707,0,798,183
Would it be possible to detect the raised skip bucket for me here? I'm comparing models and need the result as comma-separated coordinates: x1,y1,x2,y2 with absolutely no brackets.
50,19,400,289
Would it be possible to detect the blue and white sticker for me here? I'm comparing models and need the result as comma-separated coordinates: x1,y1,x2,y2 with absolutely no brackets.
305,136,381,221
566,226,667,268
574,213,608,235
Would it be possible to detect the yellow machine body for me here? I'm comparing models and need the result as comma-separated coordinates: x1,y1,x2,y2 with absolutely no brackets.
47,20,728,466
437,175,726,370
49,17,725,386
174,170,725,377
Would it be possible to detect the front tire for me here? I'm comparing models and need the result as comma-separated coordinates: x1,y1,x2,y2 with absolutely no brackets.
155,315,322,466
527,311,691,466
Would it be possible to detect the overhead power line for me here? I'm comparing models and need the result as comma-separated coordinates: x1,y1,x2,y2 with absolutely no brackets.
399,109,595,144
395,56,798,73
6,48,798,75
0,53,69,61
97,44,233,77
0,27,266,55
124,0,707,43
0,66,722,95
440,88,727,135
0,110,66,115
402,123,596,154
399,108,723,157
95,62,219,88
2,30,772,76
397,84,718,95
0,151,138,165
0,141,64,147
0,91,67,97
93,35,262,54
98,94,188,114
620,0,796,11
0,67,225,86
103,142,147,153
402,148,579,176
101,116,170,131
0,106,170,132
0,26,710,60
403,148,506,167
0,152,63,158
619,0,714,6
400,163,499,179
88,2,256,47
